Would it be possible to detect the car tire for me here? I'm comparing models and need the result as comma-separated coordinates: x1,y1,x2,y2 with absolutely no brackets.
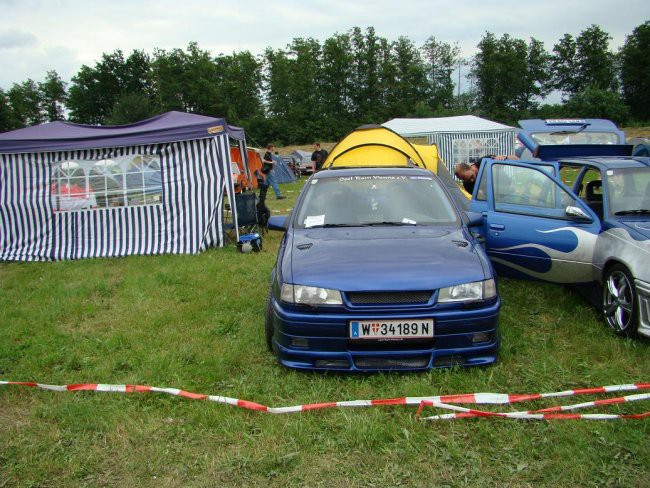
603,264,638,337
264,286,275,352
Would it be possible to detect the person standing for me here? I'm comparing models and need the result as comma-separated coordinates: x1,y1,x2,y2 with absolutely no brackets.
263,143,285,200
310,143,328,172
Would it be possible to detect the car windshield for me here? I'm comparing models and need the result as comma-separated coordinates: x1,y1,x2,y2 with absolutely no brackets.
531,131,619,145
605,168,650,215
294,173,459,228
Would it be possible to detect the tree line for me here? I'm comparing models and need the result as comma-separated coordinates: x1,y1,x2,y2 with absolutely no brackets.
0,23,648,145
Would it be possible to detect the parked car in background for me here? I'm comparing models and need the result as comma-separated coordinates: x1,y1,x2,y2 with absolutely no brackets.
515,118,629,159
265,167,500,372
290,150,314,175
469,154,650,338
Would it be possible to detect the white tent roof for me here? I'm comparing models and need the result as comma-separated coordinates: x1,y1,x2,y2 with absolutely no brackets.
383,115,514,136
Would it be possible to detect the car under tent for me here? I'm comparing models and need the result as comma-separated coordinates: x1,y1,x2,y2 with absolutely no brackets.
382,115,516,174
0,111,249,261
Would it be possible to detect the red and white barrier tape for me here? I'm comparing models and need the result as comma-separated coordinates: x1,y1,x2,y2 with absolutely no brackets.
417,392,650,421
1,380,649,419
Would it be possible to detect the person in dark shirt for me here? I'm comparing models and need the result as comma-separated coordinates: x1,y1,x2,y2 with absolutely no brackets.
311,143,328,172
454,155,517,195
454,160,481,194
263,144,285,200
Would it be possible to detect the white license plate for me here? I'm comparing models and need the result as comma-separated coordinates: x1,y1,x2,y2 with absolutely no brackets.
349,319,434,340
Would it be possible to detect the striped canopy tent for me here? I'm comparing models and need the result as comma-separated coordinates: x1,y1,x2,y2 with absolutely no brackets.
0,111,247,261
383,116,516,174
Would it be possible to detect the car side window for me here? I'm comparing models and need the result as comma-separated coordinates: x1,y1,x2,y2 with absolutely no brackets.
493,164,577,218
475,169,487,201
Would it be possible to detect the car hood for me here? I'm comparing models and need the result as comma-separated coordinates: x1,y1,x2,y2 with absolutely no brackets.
618,218,650,240
285,226,488,292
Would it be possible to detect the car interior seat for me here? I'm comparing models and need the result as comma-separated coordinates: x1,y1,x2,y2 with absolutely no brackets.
585,180,603,219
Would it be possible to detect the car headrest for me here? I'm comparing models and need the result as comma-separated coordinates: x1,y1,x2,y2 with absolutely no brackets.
585,180,602,200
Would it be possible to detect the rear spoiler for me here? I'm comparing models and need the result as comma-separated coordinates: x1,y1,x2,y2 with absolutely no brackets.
535,144,635,160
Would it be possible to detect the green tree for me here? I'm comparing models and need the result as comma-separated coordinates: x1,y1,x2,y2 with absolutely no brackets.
350,27,385,122
563,87,629,125
213,50,262,123
320,33,355,138
7,79,43,127
552,25,618,98
387,36,428,117
0,88,17,132
68,49,152,124
421,37,460,110
151,47,188,112
106,92,154,125
38,70,67,121
471,33,551,121
620,21,650,121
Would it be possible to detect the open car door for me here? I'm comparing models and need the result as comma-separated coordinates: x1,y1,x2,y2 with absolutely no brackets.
470,160,602,283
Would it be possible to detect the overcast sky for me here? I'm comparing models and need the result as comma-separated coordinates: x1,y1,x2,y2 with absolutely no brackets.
0,0,648,90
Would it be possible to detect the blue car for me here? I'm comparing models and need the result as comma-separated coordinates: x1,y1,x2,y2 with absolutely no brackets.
469,155,650,338
265,167,500,372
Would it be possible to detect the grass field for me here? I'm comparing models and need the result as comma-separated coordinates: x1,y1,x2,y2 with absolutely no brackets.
1,178,649,487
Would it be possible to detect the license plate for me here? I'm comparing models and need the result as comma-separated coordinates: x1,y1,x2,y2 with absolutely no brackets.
349,319,434,340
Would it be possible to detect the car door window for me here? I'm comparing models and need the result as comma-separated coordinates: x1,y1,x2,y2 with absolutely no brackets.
493,164,577,218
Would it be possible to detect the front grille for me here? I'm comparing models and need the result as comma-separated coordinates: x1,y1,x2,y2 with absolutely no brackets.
347,291,432,305
354,356,430,370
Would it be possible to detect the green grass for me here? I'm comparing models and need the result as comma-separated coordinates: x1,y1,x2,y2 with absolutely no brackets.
1,178,649,487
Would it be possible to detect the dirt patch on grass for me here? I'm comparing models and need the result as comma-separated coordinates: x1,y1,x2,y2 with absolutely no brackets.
623,127,650,140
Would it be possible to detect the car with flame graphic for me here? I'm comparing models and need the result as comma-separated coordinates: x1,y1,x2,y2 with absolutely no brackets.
469,154,650,338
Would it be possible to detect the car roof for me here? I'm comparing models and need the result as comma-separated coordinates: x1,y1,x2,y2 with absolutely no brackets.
312,166,435,179
518,118,622,133
541,156,650,170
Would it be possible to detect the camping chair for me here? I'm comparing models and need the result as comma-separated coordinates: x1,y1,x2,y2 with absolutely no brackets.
224,191,260,243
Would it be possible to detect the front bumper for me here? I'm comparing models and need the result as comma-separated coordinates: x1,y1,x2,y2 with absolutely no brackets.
269,297,500,371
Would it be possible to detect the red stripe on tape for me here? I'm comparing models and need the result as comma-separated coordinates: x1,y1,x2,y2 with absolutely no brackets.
371,397,407,406
508,393,543,403
237,400,268,412
178,390,208,400
302,402,338,411
440,394,476,403
623,412,650,419
594,397,626,407
573,387,606,395
67,384,98,391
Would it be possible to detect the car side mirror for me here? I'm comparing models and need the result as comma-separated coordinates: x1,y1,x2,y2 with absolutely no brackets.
463,211,484,228
565,205,593,222
268,215,288,231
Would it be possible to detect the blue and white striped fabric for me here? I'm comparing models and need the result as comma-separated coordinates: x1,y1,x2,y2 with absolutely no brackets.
428,131,516,174
0,136,235,261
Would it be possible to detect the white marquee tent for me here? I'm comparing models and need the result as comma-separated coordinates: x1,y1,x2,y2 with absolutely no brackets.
383,115,516,172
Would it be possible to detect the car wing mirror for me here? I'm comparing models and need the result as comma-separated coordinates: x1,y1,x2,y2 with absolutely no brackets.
565,205,593,222
463,211,484,228
268,215,288,231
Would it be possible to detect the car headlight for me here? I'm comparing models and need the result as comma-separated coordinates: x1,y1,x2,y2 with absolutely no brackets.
438,279,496,303
281,284,343,305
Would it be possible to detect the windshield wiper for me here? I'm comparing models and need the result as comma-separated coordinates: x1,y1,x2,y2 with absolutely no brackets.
614,209,650,216
361,221,417,226
306,223,362,228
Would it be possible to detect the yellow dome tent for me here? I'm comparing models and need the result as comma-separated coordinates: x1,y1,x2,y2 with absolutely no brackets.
322,124,471,205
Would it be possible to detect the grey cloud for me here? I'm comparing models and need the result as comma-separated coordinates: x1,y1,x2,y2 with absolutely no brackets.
0,30,38,49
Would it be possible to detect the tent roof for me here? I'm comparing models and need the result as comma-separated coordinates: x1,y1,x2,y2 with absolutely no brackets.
0,111,246,154
383,115,514,136
323,124,437,170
